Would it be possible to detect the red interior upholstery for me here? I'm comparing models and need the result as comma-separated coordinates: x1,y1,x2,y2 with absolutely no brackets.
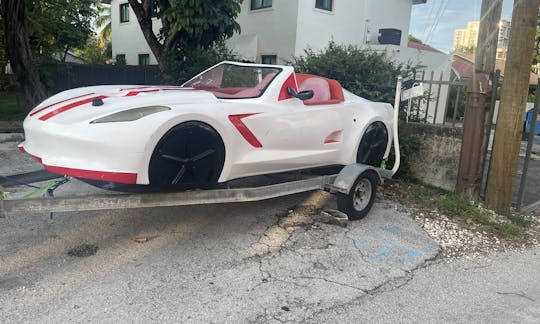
299,78,331,103
295,73,345,105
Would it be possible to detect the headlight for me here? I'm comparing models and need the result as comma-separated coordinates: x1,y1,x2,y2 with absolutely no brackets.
90,106,171,123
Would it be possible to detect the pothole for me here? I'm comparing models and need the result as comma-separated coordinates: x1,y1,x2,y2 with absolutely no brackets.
67,244,99,257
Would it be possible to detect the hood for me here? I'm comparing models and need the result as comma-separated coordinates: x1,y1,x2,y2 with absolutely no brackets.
28,85,220,124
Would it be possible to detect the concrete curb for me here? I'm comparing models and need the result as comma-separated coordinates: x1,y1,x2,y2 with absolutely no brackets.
0,121,23,133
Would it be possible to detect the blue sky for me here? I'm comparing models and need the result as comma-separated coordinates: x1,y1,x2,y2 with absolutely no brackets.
410,0,514,53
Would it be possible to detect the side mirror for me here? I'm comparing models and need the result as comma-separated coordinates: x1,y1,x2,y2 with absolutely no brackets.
287,87,314,101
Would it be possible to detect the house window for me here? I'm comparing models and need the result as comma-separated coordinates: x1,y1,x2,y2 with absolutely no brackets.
138,54,150,65
251,0,272,10
115,54,126,65
315,0,333,11
120,3,130,23
151,0,159,17
261,55,277,65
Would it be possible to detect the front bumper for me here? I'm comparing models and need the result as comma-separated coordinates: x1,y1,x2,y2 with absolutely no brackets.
21,118,152,184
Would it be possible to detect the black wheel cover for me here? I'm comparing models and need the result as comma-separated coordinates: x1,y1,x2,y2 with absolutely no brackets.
357,121,388,167
149,122,225,190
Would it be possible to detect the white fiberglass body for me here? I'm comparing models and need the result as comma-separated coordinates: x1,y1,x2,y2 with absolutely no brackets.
20,61,395,187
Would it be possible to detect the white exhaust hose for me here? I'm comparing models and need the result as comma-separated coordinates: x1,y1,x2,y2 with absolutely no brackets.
390,75,402,177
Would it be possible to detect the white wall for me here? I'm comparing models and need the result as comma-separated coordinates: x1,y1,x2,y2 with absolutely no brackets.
227,0,299,64
294,0,365,56
294,0,414,58
111,0,160,65
111,0,420,65
366,0,413,47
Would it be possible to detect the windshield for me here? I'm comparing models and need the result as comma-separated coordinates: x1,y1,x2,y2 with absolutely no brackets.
183,63,281,99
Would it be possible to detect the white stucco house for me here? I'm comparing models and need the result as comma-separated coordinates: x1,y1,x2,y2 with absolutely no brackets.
107,0,428,65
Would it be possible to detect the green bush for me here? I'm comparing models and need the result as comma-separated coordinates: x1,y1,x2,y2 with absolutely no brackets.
163,42,238,84
388,123,422,180
291,41,404,103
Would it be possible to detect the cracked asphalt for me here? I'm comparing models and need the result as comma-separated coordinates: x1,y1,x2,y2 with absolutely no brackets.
2,133,540,323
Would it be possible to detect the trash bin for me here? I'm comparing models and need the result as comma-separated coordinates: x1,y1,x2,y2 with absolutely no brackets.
524,109,540,135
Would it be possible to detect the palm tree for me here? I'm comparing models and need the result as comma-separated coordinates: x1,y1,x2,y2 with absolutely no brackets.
95,4,111,44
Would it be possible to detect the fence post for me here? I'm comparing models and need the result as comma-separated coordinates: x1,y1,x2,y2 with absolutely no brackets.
452,85,462,127
517,77,540,210
432,71,444,124
480,70,501,199
424,70,434,122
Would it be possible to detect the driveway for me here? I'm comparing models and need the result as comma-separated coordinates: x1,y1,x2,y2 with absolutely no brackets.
0,133,439,322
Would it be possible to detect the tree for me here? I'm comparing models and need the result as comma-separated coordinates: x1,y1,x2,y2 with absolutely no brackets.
408,34,423,44
76,36,109,64
95,4,111,44
1,0,98,108
127,0,242,72
27,0,98,61
1,0,47,107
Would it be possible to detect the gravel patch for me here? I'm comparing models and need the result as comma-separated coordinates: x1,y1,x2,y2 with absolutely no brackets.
381,181,540,259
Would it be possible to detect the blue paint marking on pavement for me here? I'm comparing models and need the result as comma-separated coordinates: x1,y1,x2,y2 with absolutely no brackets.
372,246,391,262
349,223,439,266
384,224,405,234
351,237,368,252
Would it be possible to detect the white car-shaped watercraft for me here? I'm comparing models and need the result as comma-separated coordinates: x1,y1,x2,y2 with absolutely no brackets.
19,61,394,191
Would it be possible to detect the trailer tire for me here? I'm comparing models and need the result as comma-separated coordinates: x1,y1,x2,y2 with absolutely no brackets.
336,170,378,220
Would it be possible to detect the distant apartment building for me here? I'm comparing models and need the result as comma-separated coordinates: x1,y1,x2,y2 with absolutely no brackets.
452,19,511,59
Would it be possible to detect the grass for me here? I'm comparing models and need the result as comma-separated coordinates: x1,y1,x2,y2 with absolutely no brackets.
0,91,27,121
402,182,534,238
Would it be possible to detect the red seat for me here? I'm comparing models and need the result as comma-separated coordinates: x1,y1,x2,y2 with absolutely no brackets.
295,73,345,105
299,78,331,103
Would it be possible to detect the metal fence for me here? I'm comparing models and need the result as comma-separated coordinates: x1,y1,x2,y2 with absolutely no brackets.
403,70,470,126
415,69,540,213
48,63,166,94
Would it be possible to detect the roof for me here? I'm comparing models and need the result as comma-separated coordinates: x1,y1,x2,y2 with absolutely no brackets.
452,52,538,86
408,41,445,54
413,0,428,4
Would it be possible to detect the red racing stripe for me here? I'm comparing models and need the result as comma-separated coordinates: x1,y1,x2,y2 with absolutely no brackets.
18,146,42,163
228,113,263,148
39,95,108,121
29,93,95,117
44,165,138,184
18,146,137,184
125,89,160,96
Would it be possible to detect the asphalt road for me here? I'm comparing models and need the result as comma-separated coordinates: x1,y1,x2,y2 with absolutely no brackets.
1,191,440,323
2,133,540,323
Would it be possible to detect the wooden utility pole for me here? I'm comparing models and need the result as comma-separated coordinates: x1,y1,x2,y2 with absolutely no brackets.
456,0,502,198
486,0,540,213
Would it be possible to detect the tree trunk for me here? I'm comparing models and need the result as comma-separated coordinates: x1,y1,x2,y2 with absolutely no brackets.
1,0,47,108
486,0,540,213
127,0,165,69
456,0,502,199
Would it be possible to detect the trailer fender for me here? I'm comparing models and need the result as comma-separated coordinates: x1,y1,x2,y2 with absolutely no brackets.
326,164,382,195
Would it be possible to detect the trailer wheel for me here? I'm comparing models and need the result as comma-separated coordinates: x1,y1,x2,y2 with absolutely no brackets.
149,122,225,190
336,171,378,220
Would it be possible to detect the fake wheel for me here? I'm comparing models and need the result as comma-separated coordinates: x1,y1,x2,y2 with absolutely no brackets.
357,122,388,167
336,171,378,220
149,122,225,189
